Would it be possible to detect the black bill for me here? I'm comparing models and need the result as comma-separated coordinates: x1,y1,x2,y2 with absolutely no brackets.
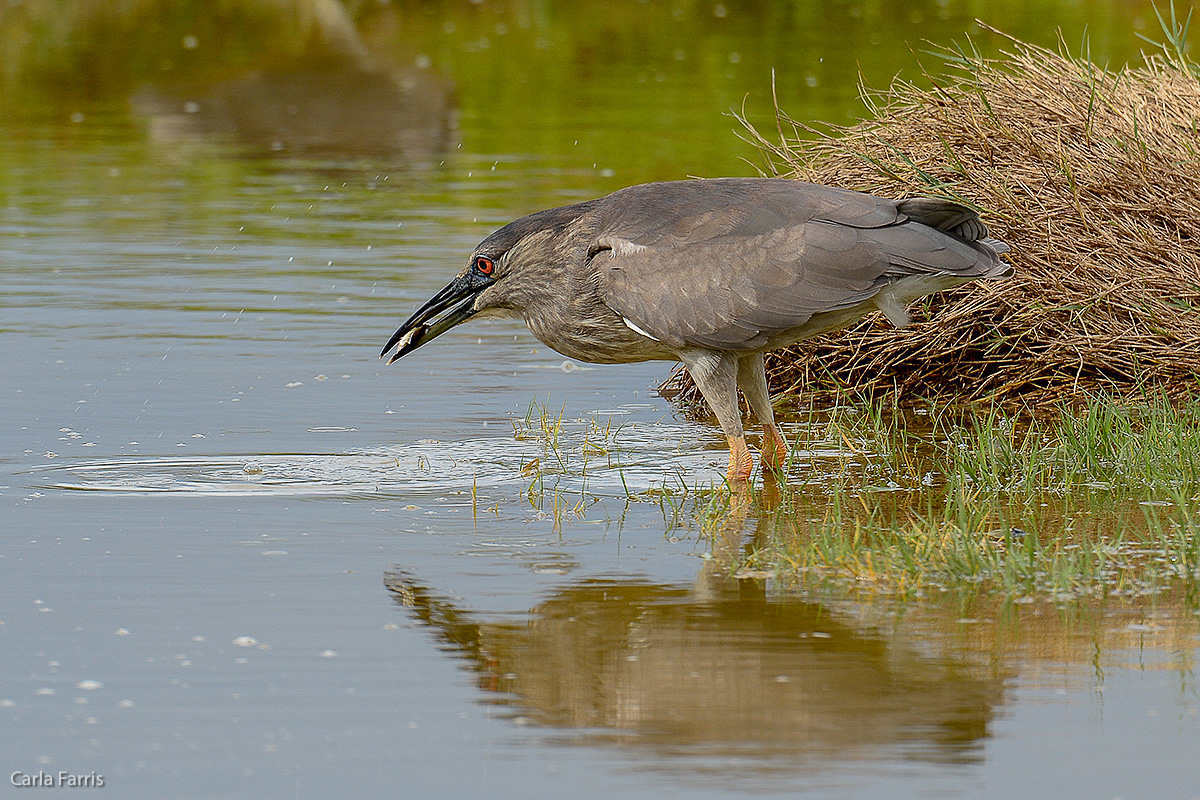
380,273,487,364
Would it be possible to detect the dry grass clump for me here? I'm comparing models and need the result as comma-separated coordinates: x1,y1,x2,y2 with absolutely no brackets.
665,24,1200,408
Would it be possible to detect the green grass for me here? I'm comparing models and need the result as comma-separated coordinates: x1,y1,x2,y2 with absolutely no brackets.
503,394,1199,607
507,400,732,531
732,394,1200,605
509,400,616,523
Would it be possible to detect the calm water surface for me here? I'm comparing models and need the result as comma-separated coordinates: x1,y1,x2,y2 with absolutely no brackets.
2,2,1198,798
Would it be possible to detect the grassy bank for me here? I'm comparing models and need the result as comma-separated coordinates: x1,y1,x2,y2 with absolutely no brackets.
662,14,1200,407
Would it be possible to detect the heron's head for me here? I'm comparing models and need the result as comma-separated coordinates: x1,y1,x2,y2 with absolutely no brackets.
380,201,595,364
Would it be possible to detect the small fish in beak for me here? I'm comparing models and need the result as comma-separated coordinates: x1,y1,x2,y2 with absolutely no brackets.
380,267,494,363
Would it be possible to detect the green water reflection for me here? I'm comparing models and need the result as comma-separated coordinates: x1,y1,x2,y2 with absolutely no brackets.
1,0,1159,187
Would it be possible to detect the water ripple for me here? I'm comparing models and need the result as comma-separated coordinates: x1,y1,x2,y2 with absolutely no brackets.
28,424,725,498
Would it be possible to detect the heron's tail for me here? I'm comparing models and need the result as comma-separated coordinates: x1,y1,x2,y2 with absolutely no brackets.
975,237,1014,279
899,197,1012,279
897,197,989,241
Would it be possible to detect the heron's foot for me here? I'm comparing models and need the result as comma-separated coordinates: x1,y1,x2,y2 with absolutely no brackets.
726,435,754,485
760,424,788,473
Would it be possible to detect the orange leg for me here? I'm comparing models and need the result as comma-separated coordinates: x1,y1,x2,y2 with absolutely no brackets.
726,435,754,485
760,423,788,473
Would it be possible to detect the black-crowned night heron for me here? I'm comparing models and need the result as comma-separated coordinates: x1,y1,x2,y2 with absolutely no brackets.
381,178,1011,483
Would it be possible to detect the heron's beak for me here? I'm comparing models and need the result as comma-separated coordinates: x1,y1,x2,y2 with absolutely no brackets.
380,272,488,364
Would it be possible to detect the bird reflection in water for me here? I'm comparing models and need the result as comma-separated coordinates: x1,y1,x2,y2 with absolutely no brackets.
385,485,1007,766
131,0,456,161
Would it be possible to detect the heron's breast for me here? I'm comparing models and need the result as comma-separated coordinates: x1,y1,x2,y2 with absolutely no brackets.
522,303,677,364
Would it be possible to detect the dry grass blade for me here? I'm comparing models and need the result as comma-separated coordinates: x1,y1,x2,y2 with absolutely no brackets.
665,27,1200,408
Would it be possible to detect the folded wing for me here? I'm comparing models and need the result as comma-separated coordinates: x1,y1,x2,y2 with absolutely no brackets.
590,179,1006,350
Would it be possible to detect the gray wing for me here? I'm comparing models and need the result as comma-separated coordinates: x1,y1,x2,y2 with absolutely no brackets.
589,178,1003,350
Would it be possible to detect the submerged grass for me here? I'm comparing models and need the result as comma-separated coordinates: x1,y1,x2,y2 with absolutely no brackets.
735,394,1200,606
500,397,1198,607
510,400,618,522
508,400,726,528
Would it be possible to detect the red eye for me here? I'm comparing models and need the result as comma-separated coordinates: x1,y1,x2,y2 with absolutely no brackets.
475,256,495,275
